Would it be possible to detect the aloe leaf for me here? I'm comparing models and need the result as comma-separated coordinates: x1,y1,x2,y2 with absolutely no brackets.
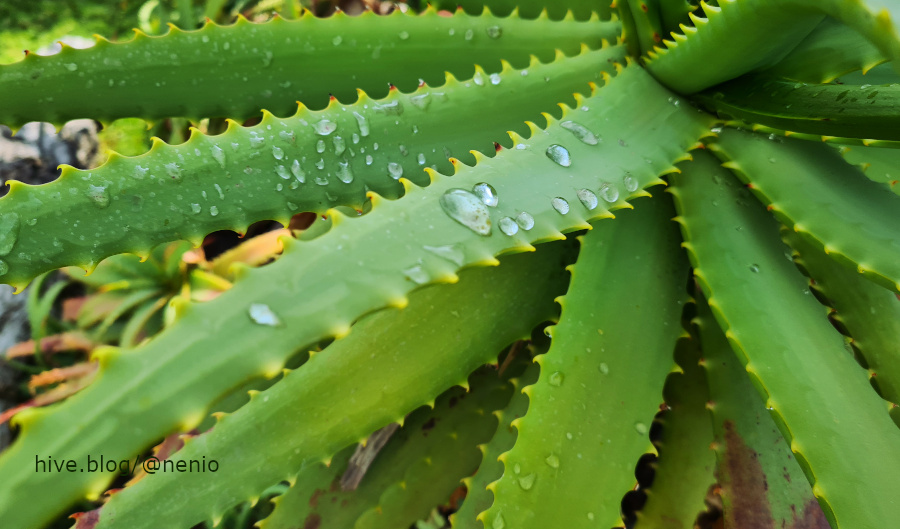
430,0,611,21
761,17,887,83
708,128,900,293
261,368,514,529
0,8,617,127
481,192,689,529
0,63,712,529
628,0,664,55
785,229,900,410
658,0,694,37
696,75,900,141
0,43,626,289
835,143,900,195
669,150,900,528
694,297,829,528
86,244,569,529
633,334,716,529
451,362,540,529
644,1,823,94
802,0,900,72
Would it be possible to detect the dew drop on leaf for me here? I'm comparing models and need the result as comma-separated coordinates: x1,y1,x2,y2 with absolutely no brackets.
0,214,20,256
249,132,265,148
398,31,409,40
133,165,149,179
0,260,8,277
210,206,219,217
316,140,326,153
165,163,183,181
290,160,305,183
492,513,505,529
353,112,370,137
333,136,346,156
365,155,373,166
577,189,598,210
598,182,619,203
276,165,290,180
387,162,403,180
548,371,563,386
499,217,518,236
545,454,560,468
439,189,492,236
337,162,354,183
551,197,570,214
518,473,536,491
423,244,465,266
190,203,201,214
516,212,535,231
486,25,502,39
623,174,638,193
472,182,499,207
750,263,760,273
410,93,431,110
86,185,110,208
272,146,284,160
314,119,337,136
210,146,226,168
403,264,429,284
490,73,501,85
248,303,282,326
560,121,599,145
634,422,648,435
546,144,571,167
599,362,609,375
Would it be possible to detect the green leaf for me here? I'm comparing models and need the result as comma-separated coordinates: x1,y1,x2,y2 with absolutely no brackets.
695,297,828,528
761,17,887,83
0,63,711,529
644,0,823,94
708,128,900,293
481,192,689,529
627,0,664,55
430,0,612,21
633,333,716,529
451,363,540,529
0,43,626,288
669,149,900,529
657,0,694,38
834,143,900,195
785,229,900,413
89,244,570,529
0,8,618,127
261,368,515,529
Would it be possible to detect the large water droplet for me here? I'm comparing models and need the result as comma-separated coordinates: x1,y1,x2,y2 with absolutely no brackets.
560,121,599,145
0,213,21,256
492,513,505,529
316,139,326,153
249,303,282,326
577,189,598,210
165,163,183,181
439,189,492,236
210,146,226,168
291,159,305,183
515,212,534,231
337,162,354,183
634,422,648,435
545,454,560,468
353,112,370,136
276,165,291,179
403,264,429,284
599,362,609,375
518,473,536,491
473,71,485,86
388,162,404,180
365,155,373,166
417,153,426,165
598,182,619,203
410,93,431,110
423,244,465,266
86,185,110,208
548,371,563,386
272,146,284,160
333,136,346,156
210,205,219,217
499,217,518,236
191,203,201,214
486,25,502,39
546,144,571,167
472,182,499,207
490,73,501,85
315,174,329,186
314,119,337,136
623,174,638,192
249,132,266,148
551,197,569,215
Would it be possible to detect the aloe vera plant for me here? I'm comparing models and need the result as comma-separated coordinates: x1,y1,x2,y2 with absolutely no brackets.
1,1,899,528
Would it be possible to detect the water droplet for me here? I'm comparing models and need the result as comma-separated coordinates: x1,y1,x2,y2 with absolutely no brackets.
566,432,573,440
423,244,465,266
276,165,291,179
333,136,346,156
439,189,492,236
560,121,599,145
365,155,374,166
545,144,571,167
210,146,226,168
165,162,183,181
248,303,282,326
410,93,431,110
279,130,294,141
545,454,560,468
332,35,342,46
351,133,359,144
316,159,325,170
749,264,760,273
548,371,563,386
133,165,149,179
86,185,110,208
315,174,329,185
634,422,648,435
398,30,409,40
599,362,609,375
577,189,598,210
337,162,354,183
711,126,723,134
374,101,403,115
353,112,370,136
249,132,266,148
65,63,78,72
587,513,595,521
403,264,429,284
623,174,638,192
490,73,501,85
515,212,534,230
0,214,20,256
0,260,8,276
191,203,201,214
472,182,499,207
486,26,502,39
499,217,518,236
518,473,535,491
464,29,474,41
417,153,426,165
598,182,619,203
551,197,569,214
388,162,404,179
316,139,326,153
210,205,219,216
473,71,485,86
291,159,305,182
314,119,337,136
272,146,284,160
